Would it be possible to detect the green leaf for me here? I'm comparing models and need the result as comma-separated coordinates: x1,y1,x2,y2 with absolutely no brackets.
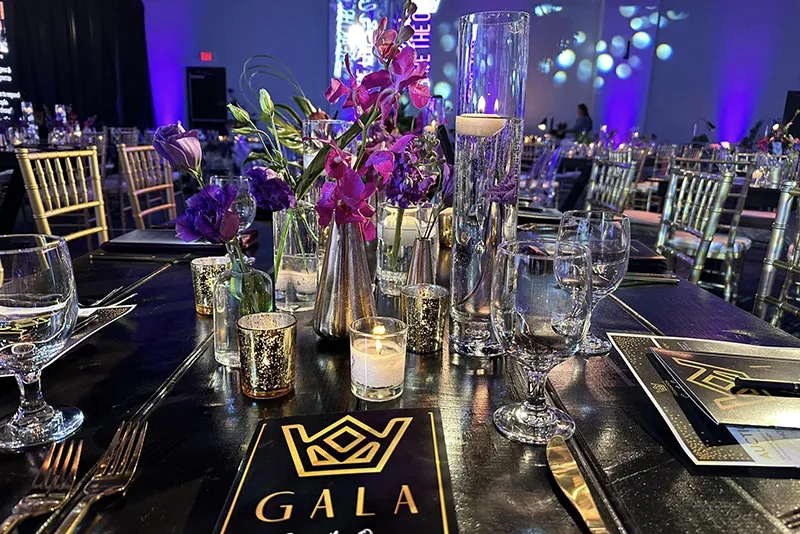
232,127,254,135
292,95,316,117
259,88,274,117
227,103,251,123
275,103,304,128
244,152,271,164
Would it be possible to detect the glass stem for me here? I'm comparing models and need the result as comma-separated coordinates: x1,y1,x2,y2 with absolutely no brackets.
523,367,549,412
16,372,48,419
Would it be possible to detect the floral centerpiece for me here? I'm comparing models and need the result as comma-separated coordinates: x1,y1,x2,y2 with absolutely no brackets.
757,109,800,155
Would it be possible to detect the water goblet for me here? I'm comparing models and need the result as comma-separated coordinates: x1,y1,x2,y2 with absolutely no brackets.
558,210,630,355
210,175,256,234
490,239,592,444
0,235,83,451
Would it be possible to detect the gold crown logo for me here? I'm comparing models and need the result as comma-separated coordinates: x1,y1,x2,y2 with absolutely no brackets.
671,357,775,410
282,415,412,478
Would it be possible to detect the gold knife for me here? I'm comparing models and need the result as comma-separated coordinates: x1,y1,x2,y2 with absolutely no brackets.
546,436,611,534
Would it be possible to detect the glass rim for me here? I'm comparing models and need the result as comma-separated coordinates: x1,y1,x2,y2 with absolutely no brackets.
497,239,590,259
561,210,630,223
0,234,66,255
460,10,530,25
190,256,230,267
237,312,297,332
349,316,408,337
401,283,449,299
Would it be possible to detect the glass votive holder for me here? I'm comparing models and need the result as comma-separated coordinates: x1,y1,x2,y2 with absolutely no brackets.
401,284,449,353
190,256,230,315
349,317,407,402
236,313,297,399
438,207,453,248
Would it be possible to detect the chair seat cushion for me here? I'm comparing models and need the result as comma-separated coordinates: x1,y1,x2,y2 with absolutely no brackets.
670,232,752,259
624,209,661,226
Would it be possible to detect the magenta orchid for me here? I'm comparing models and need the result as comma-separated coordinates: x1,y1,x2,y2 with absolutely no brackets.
315,168,378,241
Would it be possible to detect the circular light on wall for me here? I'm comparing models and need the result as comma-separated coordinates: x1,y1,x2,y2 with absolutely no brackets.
443,62,457,81
487,53,494,67
577,59,593,81
554,70,567,85
556,49,576,69
440,34,456,52
619,5,637,17
666,10,689,20
596,54,614,73
616,63,632,79
610,36,626,57
632,32,652,49
574,31,586,45
596,40,607,53
433,81,452,99
649,13,661,25
438,22,451,33
630,17,643,30
629,55,641,69
594,76,605,89
656,43,673,60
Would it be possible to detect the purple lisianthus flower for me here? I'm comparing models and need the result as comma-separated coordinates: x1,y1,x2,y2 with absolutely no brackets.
152,122,202,174
385,135,437,208
246,166,296,212
486,175,518,206
176,184,240,243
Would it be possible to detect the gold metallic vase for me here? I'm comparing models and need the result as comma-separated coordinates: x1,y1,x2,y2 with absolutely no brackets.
237,313,297,399
406,237,436,286
438,207,453,248
312,221,376,340
190,256,230,315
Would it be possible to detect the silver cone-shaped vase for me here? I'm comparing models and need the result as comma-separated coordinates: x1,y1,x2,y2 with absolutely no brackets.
312,221,376,340
406,237,435,286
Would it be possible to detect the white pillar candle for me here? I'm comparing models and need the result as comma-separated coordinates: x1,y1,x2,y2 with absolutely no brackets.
456,113,507,137
350,339,406,388
380,213,422,247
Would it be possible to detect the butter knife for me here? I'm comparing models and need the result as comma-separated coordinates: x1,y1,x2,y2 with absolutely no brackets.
546,436,610,534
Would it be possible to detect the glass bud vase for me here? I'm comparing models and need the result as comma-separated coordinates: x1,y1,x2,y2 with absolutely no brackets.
213,257,273,368
377,202,438,296
273,201,319,312
451,11,529,358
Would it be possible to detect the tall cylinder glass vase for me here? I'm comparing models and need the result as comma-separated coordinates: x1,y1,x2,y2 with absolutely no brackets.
451,11,529,358
273,201,319,312
213,245,273,367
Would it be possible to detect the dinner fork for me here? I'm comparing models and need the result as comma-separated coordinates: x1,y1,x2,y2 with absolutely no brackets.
0,440,83,533
782,506,800,530
54,421,147,534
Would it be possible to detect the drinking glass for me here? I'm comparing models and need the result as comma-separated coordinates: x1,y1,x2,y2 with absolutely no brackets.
210,175,256,234
558,211,630,355
490,239,592,444
0,235,83,451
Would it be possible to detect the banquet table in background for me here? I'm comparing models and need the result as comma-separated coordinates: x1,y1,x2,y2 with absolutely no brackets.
0,222,798,534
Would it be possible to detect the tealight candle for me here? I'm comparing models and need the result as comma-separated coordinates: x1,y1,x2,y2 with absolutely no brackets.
190,256,230,315
456,113,507,138
349,317,407,402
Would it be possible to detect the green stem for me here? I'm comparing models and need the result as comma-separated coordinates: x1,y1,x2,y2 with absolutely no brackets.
274,210,293,285
292,215,311,272
188,168,204,189
389,207,405,270
424,204,444,240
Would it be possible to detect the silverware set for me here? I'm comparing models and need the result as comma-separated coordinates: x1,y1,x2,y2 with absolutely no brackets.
0,421,147,534
782,506,800,530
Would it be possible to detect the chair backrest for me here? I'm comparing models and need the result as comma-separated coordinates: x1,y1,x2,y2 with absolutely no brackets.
653,144,678,177
80,127,109,178
16,147,109,245
109,127,141,147
655,161,751,284
754,180,800,326
118,144,177,230
584,149,636,212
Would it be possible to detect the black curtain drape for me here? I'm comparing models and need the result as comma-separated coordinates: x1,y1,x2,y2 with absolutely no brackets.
7,0,153,129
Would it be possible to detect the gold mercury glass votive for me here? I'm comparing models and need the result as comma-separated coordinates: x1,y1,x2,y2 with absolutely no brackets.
401,284,449,353
237,313,297,399
350,317,407,402
190,256,230,315
438,207,453,248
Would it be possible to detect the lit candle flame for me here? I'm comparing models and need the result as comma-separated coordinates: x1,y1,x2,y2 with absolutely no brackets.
477,95,486,114
376,339,383,354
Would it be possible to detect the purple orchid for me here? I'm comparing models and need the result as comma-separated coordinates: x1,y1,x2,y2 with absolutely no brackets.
373,17,398,60
440,163,454,208
246,166,296,212
315,168,378,241
325,56,392,113
152,123,202,175
176,184,240,243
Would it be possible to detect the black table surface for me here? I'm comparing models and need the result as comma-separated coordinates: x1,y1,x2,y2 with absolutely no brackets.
1,225,798,534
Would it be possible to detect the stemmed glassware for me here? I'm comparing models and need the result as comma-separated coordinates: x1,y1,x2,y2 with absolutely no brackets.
558,211,630,355
490,238,592,444
0,235,83,451
209,175,256,234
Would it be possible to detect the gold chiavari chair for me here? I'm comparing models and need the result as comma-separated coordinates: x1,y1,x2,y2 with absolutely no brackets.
79,128,109,179
16,148,109,250
754,180,800,327
109,127,141,147
118,144,177,230
584,149,637,213
656,160,753,302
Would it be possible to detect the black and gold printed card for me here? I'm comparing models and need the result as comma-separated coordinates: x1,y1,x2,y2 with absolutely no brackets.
650,347,800,429
214,409,459,533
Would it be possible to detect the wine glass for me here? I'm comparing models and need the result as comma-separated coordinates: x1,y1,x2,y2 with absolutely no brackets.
558,210,630,355
210,175,256,234
0,235,83,451
490,238,592,444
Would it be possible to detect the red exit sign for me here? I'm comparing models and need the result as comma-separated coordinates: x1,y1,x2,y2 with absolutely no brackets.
200,51,213,62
